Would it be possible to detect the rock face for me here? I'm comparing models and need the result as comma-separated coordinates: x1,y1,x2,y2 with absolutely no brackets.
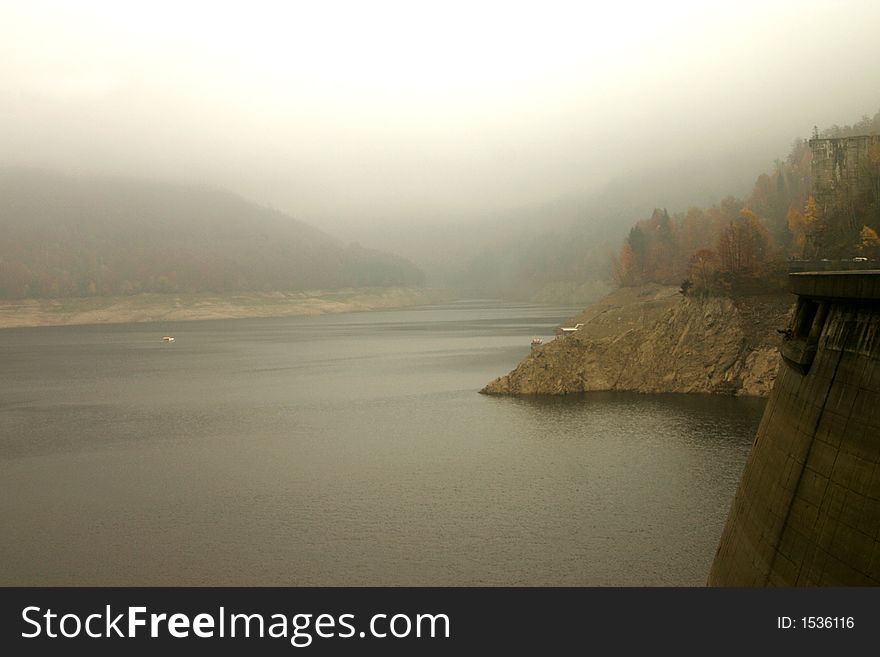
481,284,794,397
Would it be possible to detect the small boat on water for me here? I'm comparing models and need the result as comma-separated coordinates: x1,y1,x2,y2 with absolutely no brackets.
162,336,175,342
531,338,543,347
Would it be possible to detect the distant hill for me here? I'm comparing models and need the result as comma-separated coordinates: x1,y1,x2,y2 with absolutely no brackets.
0,169,424,299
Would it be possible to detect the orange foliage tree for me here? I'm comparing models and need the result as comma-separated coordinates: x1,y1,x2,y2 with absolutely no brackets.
688,249,719,297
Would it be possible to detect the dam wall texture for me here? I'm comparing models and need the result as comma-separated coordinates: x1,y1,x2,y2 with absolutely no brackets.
708,270,880,585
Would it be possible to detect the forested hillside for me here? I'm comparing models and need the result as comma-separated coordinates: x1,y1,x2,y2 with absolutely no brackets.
462,110,880,304
0,169,425,299
612,111,880,297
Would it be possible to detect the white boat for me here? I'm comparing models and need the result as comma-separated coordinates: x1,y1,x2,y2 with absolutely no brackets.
162,336,175,342
531,338,543,347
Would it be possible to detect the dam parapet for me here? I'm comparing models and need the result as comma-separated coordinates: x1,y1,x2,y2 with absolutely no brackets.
708,269,880,585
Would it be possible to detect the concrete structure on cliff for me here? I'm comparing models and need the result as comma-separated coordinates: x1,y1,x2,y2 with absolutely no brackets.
708,269,880,585
807,135,880,256
810,135,880,219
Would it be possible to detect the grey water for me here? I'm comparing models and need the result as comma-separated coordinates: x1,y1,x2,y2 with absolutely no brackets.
0,301,765,585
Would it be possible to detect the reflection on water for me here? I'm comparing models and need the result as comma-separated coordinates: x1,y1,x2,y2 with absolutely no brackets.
0,302,765,585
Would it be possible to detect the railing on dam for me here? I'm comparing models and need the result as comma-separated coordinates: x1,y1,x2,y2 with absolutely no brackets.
787,258,879,273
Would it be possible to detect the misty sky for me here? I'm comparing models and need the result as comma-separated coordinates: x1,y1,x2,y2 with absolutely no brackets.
2,0,880,226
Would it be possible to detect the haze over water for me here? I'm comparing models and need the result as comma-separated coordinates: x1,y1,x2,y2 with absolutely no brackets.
0,302,764,585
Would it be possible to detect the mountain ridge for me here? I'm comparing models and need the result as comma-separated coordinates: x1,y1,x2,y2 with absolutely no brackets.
0,167,425,299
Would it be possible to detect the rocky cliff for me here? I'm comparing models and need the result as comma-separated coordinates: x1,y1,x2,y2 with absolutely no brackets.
481,284,794,397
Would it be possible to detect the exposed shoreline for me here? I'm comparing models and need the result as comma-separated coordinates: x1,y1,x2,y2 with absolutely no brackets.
0,287,452,329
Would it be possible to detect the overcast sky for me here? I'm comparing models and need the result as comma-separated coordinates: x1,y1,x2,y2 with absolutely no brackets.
2,0,880,226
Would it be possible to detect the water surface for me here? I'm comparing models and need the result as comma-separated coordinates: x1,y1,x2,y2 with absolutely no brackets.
0,301,764,585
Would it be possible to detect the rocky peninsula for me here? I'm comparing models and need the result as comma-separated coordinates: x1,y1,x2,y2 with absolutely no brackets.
482,284,793,397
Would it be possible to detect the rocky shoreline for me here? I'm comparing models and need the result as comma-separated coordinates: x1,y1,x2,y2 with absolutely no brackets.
0,287,451,329
481,284,793,398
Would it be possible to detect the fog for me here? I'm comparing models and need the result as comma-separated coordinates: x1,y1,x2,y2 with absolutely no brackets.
2,0,880,231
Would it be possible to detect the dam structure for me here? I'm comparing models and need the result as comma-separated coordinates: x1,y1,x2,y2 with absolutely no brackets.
710,132,880,586
708,268,880,585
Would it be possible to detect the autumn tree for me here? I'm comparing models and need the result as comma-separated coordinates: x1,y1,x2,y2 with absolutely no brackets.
613,225,651,286
688,249,719,298
717,208,772,273
787,207,807,257
642,208,675,283
613,240,638,286
859,225,880,258
802,195,825,258
628,225,647,270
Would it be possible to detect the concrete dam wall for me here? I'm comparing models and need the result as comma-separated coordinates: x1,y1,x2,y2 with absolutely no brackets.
708,270,880,585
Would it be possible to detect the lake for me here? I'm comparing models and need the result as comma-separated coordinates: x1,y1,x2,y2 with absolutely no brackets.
0,301,765,585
